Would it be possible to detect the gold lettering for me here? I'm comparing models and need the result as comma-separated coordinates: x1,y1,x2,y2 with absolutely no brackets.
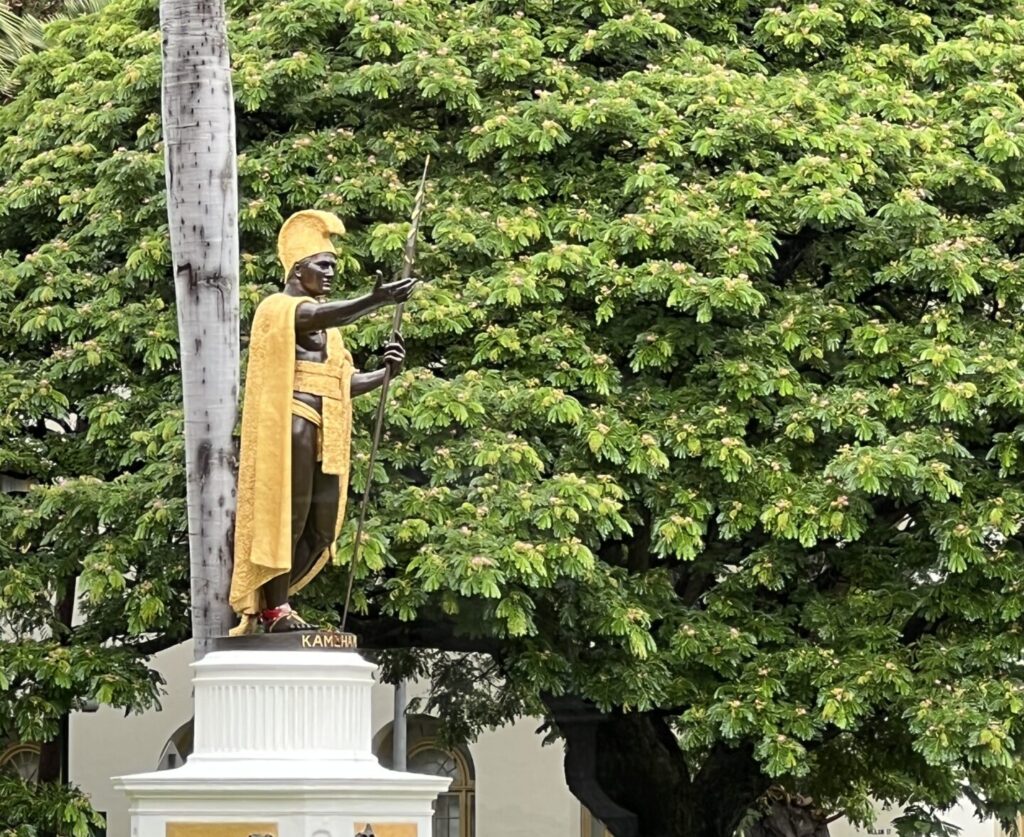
295,631,358,650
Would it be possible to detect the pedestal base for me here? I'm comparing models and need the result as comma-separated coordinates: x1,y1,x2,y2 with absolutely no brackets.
115,643,449,837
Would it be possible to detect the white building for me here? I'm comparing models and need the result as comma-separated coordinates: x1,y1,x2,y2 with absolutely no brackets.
831,806,1002,837
2,638,1008,837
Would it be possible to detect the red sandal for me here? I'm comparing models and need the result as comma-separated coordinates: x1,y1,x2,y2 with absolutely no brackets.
260,604,313,633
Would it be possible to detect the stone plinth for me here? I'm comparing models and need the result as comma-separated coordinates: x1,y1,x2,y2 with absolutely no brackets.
115,635,449,837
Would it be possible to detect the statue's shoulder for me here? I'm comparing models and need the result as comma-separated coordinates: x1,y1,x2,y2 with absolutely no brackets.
254,292,311,320
255,291,289,310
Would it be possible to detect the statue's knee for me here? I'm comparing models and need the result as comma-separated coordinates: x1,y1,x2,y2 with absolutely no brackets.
308,532,334,558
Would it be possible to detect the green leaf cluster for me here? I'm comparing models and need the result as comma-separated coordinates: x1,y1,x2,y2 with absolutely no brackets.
0,773,104,837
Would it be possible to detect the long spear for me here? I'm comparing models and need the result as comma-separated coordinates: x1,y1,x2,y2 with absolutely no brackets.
341,156,430,632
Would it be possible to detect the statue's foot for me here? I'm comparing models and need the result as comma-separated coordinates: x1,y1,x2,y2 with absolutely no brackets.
261,604,313,633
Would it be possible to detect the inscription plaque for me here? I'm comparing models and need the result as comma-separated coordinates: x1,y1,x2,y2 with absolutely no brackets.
354,823,418,837
211,630,358,652
166,823,278,837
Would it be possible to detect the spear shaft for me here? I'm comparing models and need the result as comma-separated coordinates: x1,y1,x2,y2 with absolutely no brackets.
341,156,430,632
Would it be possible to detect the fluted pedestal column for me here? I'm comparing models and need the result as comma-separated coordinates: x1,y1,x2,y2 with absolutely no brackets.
115,635,449,837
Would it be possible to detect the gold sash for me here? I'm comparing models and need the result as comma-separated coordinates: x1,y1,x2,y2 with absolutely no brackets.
291,353,350,475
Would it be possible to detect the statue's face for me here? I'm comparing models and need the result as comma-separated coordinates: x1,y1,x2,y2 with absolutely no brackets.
291,252,336,297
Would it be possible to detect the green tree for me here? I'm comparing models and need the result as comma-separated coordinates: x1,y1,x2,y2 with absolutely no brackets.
0,1,38,93
4,1,1024,835
0,0,107,96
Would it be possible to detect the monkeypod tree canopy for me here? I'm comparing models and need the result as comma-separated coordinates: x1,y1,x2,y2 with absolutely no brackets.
3,0,1024,834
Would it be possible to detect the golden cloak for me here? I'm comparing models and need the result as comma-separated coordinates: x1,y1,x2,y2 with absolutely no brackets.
229,293,353,628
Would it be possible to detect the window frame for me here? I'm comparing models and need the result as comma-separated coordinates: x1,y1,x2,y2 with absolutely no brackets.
0,742,41,782
407,739,475,837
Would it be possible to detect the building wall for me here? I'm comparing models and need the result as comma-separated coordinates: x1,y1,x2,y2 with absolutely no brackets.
829,801,998,837
69,640,579,837
473,719,580,836
69,641,198,837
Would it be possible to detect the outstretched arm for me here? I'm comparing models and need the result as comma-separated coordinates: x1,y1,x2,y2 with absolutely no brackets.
295,274,417,334
351,339,406,396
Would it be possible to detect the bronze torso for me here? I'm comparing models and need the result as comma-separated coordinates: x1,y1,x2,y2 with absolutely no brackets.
293,325,327,412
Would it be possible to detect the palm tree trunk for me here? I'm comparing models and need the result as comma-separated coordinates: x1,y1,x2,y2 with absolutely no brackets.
160,0,239,659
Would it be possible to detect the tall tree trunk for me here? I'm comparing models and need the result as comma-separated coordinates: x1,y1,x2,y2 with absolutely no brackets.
747,793,831,837
160,0,239,659
37,572,77,837
546,695,771,837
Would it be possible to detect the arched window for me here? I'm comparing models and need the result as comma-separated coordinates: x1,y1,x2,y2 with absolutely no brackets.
408,741,474,837
157,718,194,770
376,717,475,837
0,743,40,781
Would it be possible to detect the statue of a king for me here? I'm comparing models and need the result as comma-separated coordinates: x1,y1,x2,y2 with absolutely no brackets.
228,209,416,634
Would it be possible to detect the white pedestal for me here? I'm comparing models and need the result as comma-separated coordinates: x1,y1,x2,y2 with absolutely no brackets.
115,644,449,837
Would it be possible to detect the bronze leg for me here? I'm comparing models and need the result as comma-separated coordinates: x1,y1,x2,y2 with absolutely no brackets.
291,465,341,584
262,413,317,609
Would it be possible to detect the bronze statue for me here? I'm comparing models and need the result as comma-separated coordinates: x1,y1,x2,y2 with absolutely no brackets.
229,210,416,634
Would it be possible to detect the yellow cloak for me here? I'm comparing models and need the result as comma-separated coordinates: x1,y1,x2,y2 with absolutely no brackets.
229,293,353,630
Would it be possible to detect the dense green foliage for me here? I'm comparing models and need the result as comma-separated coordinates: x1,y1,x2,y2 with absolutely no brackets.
4,0,1024,832
0,775,103,837
1,1,38,93
1,0,108,95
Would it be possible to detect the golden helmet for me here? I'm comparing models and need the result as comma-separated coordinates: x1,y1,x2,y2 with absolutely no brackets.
277,209,346,278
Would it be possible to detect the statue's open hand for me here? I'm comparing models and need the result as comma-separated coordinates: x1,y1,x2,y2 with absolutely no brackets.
381,335,406,375
373,270,418,304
